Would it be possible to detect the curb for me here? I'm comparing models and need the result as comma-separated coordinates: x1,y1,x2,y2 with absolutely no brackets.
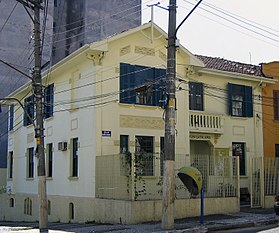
205,218,279,232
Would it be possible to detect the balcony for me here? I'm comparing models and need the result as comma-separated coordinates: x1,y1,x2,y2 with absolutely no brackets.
189,111,224,134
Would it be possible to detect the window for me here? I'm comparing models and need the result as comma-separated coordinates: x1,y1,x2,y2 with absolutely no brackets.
24,197,32,215
24,95,34,126
48,200,51,215
189,82,204,111
46,143,53,177
69,202,74,220
274,90,279,120
228,83,253,117
44,84,54,118
232,142,246,176
135,136,154,176
9,104,14,131
27,148,34,178
120,63,166,106
8,151,13,179
71,138,78,177
275,144,279,158
120,135,129,153
9,198,14,207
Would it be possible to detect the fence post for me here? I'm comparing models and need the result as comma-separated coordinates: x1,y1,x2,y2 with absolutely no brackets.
236,156,240,201
261,156,265,207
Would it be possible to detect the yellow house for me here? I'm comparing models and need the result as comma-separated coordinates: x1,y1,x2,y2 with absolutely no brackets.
1,22,274,224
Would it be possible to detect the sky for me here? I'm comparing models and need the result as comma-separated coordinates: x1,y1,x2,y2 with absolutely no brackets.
141,0,279,65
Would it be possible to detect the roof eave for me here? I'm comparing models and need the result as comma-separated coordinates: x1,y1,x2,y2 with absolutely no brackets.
199,68,276,84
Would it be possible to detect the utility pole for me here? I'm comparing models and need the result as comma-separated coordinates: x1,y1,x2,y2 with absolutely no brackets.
16,0,47,229
161,0,204,230
33,0,47,229
162,0,176,230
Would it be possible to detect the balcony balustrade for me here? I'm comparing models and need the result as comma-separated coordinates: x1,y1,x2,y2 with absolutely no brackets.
189,111,224,134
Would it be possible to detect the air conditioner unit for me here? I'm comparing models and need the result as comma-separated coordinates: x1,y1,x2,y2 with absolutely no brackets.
58,141,67,151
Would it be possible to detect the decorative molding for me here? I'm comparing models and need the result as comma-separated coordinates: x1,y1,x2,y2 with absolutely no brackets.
115,67,120,74
232,126,245,136
120,45,131,56
27,133,34,144
71,118,78,130
47,126,53,137
135,46,155,56
159,50,166,62
120,115,164,130
86,51,105,65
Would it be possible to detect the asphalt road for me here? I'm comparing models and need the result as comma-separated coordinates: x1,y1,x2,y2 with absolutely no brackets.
209,224,279,233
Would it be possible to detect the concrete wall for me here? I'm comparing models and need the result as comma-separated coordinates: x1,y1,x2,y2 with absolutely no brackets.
0,192,239,224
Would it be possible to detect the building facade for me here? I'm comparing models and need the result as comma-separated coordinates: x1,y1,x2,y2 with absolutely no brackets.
0,0,141,189
1,23,273,223
261,62,279,158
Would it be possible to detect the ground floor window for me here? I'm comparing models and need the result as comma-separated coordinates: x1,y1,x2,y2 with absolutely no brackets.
232,142,246,176
24,197,32,215
135,136,154,176
275,144,279,158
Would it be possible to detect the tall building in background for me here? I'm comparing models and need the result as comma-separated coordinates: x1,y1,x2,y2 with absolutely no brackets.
0,0,141,186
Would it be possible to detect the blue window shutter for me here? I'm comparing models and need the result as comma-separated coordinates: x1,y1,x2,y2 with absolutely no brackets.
228,83,233,116
245,86,253,117
120,63,135,104
199,83,204,111
50,84,54,117
154,68,166,106
9,104,14,131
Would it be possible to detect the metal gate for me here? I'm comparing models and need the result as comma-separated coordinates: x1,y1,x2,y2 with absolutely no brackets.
250,157,264,207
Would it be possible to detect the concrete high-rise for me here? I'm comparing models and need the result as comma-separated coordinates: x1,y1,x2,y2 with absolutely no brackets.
0,0,141,186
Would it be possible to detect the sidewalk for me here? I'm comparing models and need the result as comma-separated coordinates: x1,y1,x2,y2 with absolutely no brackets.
0,208,278,233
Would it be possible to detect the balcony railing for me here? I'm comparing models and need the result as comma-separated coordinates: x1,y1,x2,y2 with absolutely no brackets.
189,111,224,134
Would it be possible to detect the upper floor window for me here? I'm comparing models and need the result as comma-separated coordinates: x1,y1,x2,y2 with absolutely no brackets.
189,82,204,111
228,83,253,117
24,95,34,126
119,63,166,106
44,84,54,119
274,90,279,120
9,104,14,131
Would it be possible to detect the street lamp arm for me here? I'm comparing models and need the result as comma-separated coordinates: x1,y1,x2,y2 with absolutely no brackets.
175,0,204,36
0,59,33,80
0,97,35,128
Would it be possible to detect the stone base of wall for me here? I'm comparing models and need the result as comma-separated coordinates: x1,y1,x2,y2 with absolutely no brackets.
264,195,275,208
0,193,240,224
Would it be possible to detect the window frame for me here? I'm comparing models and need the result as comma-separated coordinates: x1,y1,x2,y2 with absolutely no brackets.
70,138,79,177
23,95,34,126
228,83,253,118
135,135,154,176
189,82,204,111
120,135,129,153
27,147,34,178
8,151,13,179
46,143,53,178
44,84,54,119
232,142,246,176
119,63,166,106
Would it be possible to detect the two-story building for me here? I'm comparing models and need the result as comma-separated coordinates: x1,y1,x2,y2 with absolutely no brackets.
1,22,274,224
